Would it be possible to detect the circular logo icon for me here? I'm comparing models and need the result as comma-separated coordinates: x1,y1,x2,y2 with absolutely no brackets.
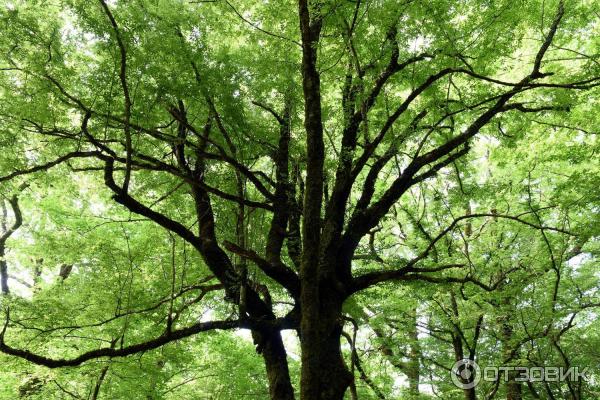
451,359,481,389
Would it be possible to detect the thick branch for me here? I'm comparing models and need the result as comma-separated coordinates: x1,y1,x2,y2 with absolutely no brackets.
223,241,300,298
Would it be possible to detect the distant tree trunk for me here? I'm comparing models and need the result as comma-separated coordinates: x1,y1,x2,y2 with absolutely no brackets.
506,380,522,400
0,200,6,294
32,258,43,291
58,264,73,281
371,305,421,398
406,307,421,398
451,332,477,400
1,194,24,295
501,319,522,400
0,243,8,295
450,294,477,400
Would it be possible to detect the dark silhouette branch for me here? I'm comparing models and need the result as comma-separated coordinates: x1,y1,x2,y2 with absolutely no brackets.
0,152,101,183
98,0,132,192
0,315,241,368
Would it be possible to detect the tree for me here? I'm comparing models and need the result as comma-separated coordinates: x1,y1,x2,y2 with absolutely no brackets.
0,0,599,399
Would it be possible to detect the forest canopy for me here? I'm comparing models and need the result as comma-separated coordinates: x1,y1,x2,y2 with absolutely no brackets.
0,0,599,399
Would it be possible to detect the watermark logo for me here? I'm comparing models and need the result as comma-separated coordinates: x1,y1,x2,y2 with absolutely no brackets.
451,359,590,389
451,359,481,389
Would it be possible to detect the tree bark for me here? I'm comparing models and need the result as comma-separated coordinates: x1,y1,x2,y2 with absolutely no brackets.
1,193,24,295
0,243,8,295
501,317,522,400
450,294,477,400
310,292,353,400
297,0,330,398
406,307,421,398
253,329,296,400
452,334,477,400
91,365,109,400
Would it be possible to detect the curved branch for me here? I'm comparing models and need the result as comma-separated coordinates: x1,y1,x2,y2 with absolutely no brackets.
223,241,299,298
103,159,201,248
0,151,101,183
0,195,23,244
0,318,240,368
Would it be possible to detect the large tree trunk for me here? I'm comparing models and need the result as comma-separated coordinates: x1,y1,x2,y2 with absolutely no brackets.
303,292,352,400
297,0,328,397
